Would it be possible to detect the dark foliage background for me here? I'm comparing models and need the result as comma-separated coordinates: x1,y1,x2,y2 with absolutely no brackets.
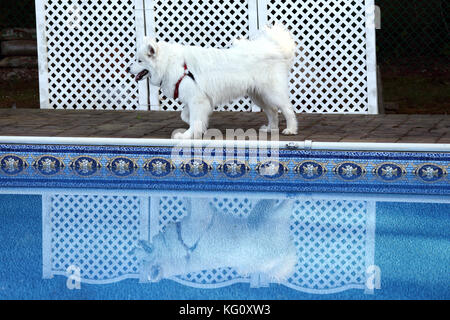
376,0,449,64
0,0,36,29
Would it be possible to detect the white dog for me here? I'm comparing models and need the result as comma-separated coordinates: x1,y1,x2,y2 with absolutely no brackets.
127,24,298,139
131,198,297,283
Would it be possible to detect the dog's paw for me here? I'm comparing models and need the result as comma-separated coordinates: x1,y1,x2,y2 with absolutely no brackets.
173,130,192,140
282,128,298,136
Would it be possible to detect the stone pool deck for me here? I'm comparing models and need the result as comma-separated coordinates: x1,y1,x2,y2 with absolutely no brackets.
0,109,449,144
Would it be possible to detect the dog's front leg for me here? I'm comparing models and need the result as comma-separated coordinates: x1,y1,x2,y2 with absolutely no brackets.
174,96,211,140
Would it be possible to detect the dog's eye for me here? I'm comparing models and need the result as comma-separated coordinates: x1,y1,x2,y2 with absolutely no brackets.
138,60,142,64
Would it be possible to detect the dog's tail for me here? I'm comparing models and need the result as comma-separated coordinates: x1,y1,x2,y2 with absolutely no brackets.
263,23,296,62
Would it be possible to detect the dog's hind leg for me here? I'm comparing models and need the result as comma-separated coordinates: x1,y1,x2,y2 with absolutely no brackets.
258,90,297,136
250,93,279,132
261,108,279,132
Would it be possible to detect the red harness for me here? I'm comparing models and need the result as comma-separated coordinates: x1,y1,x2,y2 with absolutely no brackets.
174,63,195,100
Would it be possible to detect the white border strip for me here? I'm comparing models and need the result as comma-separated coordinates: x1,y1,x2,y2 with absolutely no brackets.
0,136,450,152
49,272,140,285
2,188,450,204
364,201,376,294
42,194,53,279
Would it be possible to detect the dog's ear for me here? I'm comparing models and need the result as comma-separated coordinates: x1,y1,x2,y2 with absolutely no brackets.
145,38,157,58
148,43,156,57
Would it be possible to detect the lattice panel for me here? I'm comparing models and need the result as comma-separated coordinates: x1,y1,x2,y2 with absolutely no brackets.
48,195,141,282
264,0,371,113
209,197,254,218
175,267,245,285
158,196,188,233
288,200,367,290
149,0,254,111
41,0,139,109
37,0,375,112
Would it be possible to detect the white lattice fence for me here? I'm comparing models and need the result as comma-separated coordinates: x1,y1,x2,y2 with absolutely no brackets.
36,0,377,113
287,199,372,291
210,197,255,218
42,194,149,283
259,0,377,113
156,196,188,233
36,0,147,110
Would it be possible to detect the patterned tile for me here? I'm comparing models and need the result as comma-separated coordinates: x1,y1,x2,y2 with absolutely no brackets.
0,144,449,194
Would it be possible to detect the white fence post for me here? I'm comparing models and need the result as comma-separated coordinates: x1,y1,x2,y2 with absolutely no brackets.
249,0,261,112
135,0,150,110
144,0,161,110
365,0,379,114
257,0,268,27
364,201,377,294
35,0,50,109
42,193,52,279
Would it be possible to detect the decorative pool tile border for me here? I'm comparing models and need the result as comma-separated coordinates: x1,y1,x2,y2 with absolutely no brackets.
0,144,449,194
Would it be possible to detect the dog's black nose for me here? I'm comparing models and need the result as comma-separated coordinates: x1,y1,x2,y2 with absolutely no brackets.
125,66,130,73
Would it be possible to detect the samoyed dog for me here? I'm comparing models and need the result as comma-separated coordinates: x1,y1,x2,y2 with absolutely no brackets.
131,198,297,283
127,24,298,139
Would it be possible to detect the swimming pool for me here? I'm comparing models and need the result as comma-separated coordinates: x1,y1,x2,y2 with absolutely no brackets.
0,143,449,300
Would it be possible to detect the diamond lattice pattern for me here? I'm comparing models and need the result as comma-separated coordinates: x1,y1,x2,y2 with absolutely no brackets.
158,196,188,233
210,197,254,218
43,0,139,109
288,199,367,290
265,0,370,113
49,195,141,281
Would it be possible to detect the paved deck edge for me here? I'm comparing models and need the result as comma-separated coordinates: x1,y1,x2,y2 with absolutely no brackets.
0,136,450,152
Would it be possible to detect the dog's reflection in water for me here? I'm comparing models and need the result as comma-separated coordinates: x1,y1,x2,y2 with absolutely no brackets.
131,199,297,283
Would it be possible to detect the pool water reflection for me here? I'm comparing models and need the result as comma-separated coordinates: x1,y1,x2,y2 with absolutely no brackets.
0,188,448,299
42,191,374,293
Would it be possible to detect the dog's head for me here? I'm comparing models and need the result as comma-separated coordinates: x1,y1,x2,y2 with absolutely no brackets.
130,228,187,282
126,37,160,85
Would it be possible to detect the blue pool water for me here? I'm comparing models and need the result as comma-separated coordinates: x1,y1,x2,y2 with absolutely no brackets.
0,191,448,300
0,144,449,299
